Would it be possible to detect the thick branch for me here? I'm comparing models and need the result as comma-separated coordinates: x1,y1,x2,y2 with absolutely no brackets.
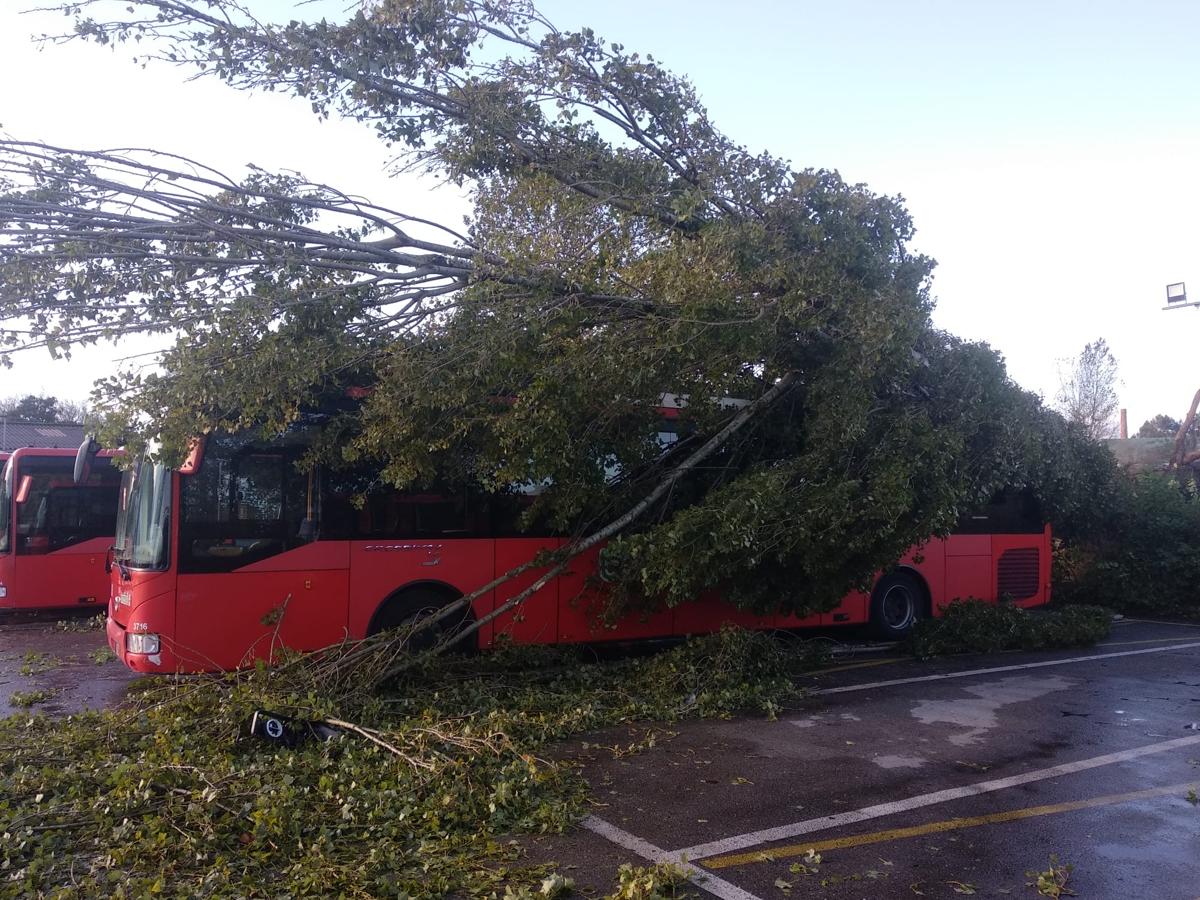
373,370,800,685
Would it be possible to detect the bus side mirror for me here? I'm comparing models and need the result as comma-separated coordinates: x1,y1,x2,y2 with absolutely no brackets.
74,436,102,485
179,438,205,475
14,475,31,505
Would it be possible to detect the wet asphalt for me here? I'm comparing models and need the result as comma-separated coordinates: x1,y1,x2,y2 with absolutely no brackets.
530,618,1200,899
0,610,135,717
2,612,1198,897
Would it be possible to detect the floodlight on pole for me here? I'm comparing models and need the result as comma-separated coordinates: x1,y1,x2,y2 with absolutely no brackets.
1164,281,1199,310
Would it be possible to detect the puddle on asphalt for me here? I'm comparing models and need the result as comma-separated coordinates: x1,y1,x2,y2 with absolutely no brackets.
872,753,927,769
910,675,1076,746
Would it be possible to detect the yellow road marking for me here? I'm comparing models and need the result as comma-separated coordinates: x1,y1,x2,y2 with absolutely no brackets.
804,657,904,677
1099,637,1200,647
702,782,1198,869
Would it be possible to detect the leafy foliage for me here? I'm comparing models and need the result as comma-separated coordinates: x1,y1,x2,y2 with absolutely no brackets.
1026,856,1075,898
0,629,826,897
605,863,691,900
7,688,60,709
18,652,57,677
53,612,107,633
906,601,1112,658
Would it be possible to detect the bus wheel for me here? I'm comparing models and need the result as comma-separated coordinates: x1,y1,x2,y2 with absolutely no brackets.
368,587,469,652
869,572,923,640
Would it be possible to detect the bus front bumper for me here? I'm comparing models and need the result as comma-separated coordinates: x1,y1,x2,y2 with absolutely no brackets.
108,615,166,673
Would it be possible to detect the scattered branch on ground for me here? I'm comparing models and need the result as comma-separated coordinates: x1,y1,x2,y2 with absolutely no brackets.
1025,856,1075,898
88,646,118,665
8,688,61,709
606,862,691,900
53,613,106,633
0,628,824,897
19,652,57,676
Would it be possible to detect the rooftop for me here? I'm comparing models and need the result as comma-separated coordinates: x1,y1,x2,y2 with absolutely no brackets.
0,420,85,452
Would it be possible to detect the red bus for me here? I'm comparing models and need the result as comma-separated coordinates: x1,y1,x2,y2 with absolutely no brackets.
101,431,1051,673
0,447,122,612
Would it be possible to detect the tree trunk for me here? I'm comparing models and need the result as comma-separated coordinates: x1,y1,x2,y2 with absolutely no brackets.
1171,387,1200,468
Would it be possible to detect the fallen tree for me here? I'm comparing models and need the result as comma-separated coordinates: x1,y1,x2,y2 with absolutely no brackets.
0,0,1109,633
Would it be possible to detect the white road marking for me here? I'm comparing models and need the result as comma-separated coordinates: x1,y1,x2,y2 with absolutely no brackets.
1118,618,1200,629
581,816,764,900
813,641,1200,695
672,733,1200,861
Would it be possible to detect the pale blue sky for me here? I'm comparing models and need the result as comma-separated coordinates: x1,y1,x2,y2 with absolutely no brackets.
3,1,1199,430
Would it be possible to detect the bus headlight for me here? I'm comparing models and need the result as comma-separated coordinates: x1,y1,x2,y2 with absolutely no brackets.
126,633,161,655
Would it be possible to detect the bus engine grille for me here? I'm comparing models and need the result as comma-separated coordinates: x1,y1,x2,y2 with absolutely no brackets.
997,547,1040,600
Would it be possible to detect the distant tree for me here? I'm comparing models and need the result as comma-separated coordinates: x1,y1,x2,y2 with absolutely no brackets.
1055,339,1121,440
1137,414,1183,438
54,398,87,424
0,394,86,423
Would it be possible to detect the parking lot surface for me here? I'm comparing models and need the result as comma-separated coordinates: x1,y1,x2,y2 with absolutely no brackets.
0,612,135,717
531,618,1200,899
4,612,1198,897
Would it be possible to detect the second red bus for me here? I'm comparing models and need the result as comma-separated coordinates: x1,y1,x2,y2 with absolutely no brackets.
0,447,121,612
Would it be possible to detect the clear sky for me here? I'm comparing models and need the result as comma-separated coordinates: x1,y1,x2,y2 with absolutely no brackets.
2,0,1199,431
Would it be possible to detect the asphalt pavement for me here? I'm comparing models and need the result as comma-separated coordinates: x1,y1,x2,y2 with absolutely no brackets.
0,610,134,717
530,618,1200,899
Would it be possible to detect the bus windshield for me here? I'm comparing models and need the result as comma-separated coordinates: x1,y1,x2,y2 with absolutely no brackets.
115,459,171,569
12,456,121,555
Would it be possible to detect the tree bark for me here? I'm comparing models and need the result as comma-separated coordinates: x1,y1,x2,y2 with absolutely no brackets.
1171,387,1200,468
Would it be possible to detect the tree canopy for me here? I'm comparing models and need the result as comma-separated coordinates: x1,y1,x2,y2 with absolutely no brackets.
0,393,85,423
1137,413,1183,438
0,0,1113,616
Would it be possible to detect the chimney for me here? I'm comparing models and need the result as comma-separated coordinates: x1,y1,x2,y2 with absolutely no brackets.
1119,408,1128,439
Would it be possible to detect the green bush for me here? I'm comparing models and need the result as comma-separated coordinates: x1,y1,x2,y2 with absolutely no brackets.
908,600,1112,658
1056,473,1200,617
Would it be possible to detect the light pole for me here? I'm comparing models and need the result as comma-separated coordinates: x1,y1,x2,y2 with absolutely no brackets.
1163,281,1200,310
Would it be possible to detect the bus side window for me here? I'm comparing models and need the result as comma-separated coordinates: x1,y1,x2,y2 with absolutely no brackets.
957,489,1044,535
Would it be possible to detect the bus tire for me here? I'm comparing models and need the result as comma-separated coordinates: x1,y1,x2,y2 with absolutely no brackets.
368,585,471,651
869,571,924,640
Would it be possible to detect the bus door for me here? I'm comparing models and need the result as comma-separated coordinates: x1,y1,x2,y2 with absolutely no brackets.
556,543,675,642
174,439,349,669
489,536,560,645
943,532,993,608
